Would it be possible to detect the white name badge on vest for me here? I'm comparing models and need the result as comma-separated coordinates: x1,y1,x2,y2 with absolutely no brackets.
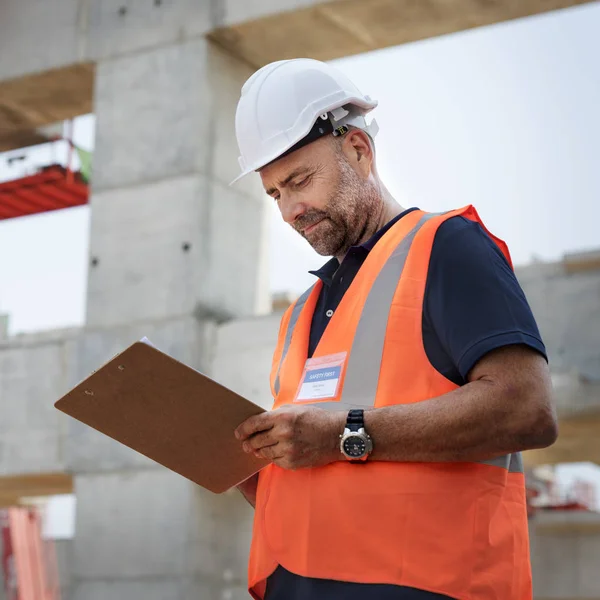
294,352,347,403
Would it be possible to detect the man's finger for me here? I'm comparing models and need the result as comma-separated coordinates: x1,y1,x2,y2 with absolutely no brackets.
247,430,278,451
235,412,274,441
258,444,282,462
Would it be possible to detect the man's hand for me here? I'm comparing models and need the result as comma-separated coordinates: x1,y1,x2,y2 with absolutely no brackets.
235,405,345,470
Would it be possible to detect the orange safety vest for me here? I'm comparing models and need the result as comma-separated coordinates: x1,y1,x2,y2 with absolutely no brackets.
248,206,532,600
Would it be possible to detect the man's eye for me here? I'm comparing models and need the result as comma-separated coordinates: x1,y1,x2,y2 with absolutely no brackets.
296,177,310,187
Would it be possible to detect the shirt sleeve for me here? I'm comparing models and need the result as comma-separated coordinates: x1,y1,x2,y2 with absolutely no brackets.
423,216,548,383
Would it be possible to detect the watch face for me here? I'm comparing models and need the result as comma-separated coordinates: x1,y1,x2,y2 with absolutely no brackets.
343,435,367,458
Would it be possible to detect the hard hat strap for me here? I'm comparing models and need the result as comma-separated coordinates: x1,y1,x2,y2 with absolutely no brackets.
263,115,335,168
260,108,374,172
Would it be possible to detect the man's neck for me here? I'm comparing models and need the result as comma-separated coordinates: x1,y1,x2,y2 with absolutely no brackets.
368,181,404,240
335,191,405,263
376,201,404,231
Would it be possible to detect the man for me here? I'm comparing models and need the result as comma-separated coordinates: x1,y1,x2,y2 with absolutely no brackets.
230,58,558,600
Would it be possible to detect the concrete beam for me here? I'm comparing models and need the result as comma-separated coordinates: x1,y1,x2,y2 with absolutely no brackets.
0,63,94,152
0,129,57,154
0,0,83,81
564,249,600,275
85,0,213,62
0,473,73,501
0,495,21,509
524,412,600,467
208,0,595,68
0,0,592,155
534,510,600,535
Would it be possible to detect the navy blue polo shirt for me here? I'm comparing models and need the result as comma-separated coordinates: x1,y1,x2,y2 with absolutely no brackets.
265,207,547,600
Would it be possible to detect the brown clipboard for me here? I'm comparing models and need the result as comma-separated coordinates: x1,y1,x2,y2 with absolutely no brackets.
54,340,269,493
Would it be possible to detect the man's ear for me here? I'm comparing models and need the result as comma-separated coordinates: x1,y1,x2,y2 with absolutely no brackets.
342,129,374,178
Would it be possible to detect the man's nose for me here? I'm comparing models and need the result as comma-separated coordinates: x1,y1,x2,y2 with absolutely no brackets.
280,196,306,225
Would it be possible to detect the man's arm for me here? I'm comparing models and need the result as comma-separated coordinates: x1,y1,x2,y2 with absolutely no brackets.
237,473,259,508
363,344,557,462
237,217,558,468
362,216,558,462
236,344,557,469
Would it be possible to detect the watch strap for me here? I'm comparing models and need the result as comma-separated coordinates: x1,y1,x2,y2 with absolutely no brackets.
346,409,364,432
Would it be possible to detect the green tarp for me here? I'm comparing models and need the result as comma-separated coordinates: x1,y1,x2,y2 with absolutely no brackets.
74,145,92,183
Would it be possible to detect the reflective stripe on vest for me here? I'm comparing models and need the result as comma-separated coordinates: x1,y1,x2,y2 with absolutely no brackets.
273,285,315,396
272,213,523,474
478,453,524,473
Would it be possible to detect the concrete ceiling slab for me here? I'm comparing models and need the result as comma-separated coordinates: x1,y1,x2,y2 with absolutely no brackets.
0,62,94,153
0,472,73,507
208,0,595,68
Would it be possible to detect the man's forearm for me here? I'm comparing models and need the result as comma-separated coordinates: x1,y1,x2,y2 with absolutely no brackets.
240,349,557,472
361,375,556,463
237,473,259,508
238,488,256,508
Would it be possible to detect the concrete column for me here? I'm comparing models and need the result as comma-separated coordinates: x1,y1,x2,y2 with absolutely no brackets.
85,36,270,328
70,14,271,596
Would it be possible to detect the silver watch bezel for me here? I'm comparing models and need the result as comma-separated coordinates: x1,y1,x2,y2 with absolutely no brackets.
339,427,373,461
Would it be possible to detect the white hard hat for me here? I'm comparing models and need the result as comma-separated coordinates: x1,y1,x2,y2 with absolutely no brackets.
230,58,379,185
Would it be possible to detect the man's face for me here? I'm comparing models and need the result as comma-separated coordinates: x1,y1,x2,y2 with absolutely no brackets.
260,133,382,257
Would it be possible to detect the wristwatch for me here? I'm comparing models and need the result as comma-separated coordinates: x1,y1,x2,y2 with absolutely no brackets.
339,409,373,461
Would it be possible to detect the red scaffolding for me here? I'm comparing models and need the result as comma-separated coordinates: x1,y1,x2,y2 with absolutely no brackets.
1,507,61,600
0,127,89,221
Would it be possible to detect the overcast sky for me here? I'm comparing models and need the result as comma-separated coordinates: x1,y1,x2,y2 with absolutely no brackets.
1,3,598,335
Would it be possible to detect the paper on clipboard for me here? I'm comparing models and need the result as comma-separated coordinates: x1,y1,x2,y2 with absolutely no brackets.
54,338,269,493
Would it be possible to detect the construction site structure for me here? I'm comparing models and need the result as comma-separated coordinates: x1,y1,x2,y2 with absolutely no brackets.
0,129,88,221
1,1,599,599
0,508,61,600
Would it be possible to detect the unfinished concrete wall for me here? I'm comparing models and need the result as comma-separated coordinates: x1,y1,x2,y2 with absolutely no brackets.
530,511,600,599
517,255,600,381
0,330,76,478
72,469,253,600
212,313,283,410
64,317,214,473
55,538,74,600
0,314,259,599
2,310,600,598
